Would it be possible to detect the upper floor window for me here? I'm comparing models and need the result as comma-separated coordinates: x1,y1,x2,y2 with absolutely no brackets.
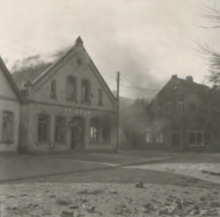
177,99,185,114
2,111,14,143
81,79,90,104
98,88,103,106
55,116,66,143
165,100,173,114
66,76,77,101
50,80,56,99
38,114,50,142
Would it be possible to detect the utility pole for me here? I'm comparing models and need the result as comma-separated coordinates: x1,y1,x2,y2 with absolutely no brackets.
116,71,120,153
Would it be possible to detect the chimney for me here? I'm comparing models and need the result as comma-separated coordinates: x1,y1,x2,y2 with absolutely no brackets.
75,36,83,45
186,76,193,83
172,75,178,79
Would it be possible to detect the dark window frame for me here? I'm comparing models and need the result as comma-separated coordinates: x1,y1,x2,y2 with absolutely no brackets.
50,79,57,99
2,110,14,143
90,117,100,143
98,88,103,106
189,131,204,146
66,76,77,102
55,115,66,143
81,78,91,104
38,114,50,143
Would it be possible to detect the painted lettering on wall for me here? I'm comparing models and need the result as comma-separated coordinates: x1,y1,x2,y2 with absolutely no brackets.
64,108,91,116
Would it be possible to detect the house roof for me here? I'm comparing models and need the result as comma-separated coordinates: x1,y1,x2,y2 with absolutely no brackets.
12,52,67,89
12,36,116,102
0,56,24,103
157,75,210,100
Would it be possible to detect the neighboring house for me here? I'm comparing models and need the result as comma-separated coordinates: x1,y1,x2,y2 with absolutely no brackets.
13,37,117,153
0,56,23,152
145,75,220,152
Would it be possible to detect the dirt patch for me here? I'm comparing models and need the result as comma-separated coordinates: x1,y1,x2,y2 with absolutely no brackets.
1,183,220,217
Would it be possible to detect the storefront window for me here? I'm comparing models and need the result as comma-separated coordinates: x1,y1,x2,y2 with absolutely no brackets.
90,117,100,142
102,121,111,142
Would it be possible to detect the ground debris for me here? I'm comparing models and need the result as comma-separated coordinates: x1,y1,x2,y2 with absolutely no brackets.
56,198,72,206
210,201,220,208
77,189,104,195
135,182,144,188
60,210,74,217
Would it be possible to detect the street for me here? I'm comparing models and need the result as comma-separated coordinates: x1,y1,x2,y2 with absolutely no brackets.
0,151,220,216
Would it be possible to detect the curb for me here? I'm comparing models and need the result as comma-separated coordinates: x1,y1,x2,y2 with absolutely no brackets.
0,157,173,184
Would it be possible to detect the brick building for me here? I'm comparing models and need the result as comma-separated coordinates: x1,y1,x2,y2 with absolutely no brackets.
0,56,23,152
145,75,220,152
13,37,117,153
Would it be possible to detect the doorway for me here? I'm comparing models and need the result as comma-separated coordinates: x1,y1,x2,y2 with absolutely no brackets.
70,117,85,150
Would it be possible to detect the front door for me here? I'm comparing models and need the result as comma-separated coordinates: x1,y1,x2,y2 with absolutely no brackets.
70,117,85,150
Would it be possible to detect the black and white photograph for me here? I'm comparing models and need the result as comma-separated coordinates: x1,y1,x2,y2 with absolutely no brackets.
0,0,220,216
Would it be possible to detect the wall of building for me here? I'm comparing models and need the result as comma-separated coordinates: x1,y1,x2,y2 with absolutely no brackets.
0,67,20,152
0,99,20,152
20,102,116,152
30,43,115,112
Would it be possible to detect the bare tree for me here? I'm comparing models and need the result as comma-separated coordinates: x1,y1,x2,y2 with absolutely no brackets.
198,2,220,86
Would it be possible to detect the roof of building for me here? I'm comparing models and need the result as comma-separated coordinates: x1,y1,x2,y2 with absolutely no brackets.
12,36,116,102
0,56,24,103
12,52,67,89
157,75,210,99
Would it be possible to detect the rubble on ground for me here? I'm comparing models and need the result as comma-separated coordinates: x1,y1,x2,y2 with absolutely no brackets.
1,183,220,217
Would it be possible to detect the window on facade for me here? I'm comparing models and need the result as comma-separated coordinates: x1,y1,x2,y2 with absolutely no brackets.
71,117,85,142
102,121,111,142
90,118,100,142
165,100,173,114
146,131,152,143
98,88,103,106
2,111,14,143
189,131,204,146
50,80,56,98
81,79,90,104
156,133,163,143
55,116,65,143
38,114,50,142
177,99,185,113
67,76,77,101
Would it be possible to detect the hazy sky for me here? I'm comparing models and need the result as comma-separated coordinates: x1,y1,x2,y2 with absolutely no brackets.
0,0,219,98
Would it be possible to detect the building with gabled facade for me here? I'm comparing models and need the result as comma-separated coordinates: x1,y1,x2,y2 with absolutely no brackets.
0,56,23,152
146,75,220,152
13,37,117,153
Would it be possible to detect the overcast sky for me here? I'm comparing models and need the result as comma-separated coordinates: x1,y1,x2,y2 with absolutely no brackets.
0,0,219,98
